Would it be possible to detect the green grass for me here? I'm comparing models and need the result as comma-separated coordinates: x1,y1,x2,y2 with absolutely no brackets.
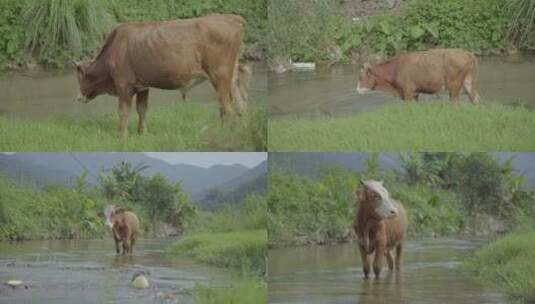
268,102,535,151
167,229,267,275
194,280,267,304
0,103,266,151
465,225,535,301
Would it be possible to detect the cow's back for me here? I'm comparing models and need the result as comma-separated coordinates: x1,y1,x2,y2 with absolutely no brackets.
124,211,139,233
384,200,407,248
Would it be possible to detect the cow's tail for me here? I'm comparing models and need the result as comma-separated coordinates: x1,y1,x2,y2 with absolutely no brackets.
468,52,481,103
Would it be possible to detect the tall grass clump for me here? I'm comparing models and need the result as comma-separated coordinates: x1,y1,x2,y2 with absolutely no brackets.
22,0,114,65
465,225,535,301
506,0,535,49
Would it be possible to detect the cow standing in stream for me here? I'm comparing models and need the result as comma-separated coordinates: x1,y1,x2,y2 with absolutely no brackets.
353,180,407,279
104,205,139,255
357,48,480,103
74,14,247,138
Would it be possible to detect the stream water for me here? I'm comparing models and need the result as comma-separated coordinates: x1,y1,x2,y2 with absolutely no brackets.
0,63,267,120
0,238,228,304
268,238,511,304
269,55,535,118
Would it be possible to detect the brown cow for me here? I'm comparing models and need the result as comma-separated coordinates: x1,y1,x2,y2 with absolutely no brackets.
74,14,246,138
353,180,407,279
180,62,253,105
357,49,480,103
104,205,139,255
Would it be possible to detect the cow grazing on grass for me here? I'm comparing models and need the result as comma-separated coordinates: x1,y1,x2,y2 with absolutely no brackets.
74,14,246,138
104,205,139,255
357,48,480,103
353,180,407,279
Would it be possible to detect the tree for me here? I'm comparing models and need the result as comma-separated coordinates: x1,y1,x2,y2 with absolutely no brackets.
99,161,148,201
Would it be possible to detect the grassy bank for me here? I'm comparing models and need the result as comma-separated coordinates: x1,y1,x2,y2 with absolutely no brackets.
168,196,267,303
168,229,266,274
268,103,535,151
0,103,266,151
465,225,535,301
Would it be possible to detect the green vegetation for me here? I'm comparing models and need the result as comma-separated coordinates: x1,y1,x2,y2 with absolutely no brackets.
168,195,267,304
168,229,266,274
0,175,105,241
0,103,267,151
194,280,267,304
0,0,267,69
268,0,532,64
0,160,195,241
268,153,535,247
268,103,535,151
466,225,535,301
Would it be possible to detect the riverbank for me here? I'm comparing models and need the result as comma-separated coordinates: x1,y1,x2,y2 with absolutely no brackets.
465,225,535,302
167,197,267,304
268,102,535,151
0,103,267,151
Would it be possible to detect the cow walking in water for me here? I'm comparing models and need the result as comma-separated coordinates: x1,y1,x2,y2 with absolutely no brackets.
353,180,407,279
104,205,139,255
357,48,480,103
74,14,247,138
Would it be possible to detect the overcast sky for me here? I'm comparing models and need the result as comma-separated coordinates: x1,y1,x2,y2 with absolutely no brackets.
145,152,267,168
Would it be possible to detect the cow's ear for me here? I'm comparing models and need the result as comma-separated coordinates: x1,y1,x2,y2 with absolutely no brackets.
357,189,367,202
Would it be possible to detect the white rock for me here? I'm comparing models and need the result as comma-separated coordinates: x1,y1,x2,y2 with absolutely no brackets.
291,62,316,70
131,275,149,289
6,280,23,287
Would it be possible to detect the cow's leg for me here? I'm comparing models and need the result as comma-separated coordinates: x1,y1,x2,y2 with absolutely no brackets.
385,250,394,271
359,244,371,279
213,79,234,120
395,243,403,271
117,90,134,139
463,73,480,104
130,233,136,255
373,242,385,279
401,88,416,102
122,240,128,255
136,90,149,135
114,239,121,254
448,80,464,104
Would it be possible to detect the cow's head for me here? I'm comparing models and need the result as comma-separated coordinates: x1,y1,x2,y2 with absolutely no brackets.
73,61,103,103
103,205,116,229
356,63,376,94
358,180,398,219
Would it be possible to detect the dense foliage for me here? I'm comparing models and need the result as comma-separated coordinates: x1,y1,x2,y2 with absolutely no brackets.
268,153,535,247
0,160,196,241
268,0,533,64
0,0,267,69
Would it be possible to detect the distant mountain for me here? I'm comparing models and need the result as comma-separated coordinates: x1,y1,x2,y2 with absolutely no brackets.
195,160,268,210
268,153,400,177
0,153,250,195
269,153,535,188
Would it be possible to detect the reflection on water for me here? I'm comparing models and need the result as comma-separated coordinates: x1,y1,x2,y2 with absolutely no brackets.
268,239,510,304
269,55,535,118
0,63,267,119
0,238,228,304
